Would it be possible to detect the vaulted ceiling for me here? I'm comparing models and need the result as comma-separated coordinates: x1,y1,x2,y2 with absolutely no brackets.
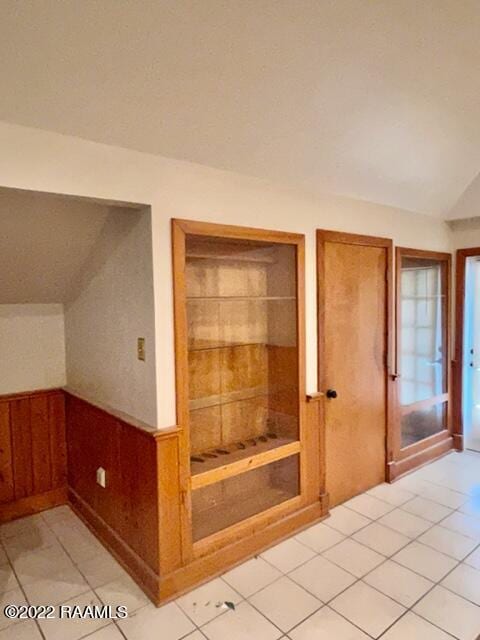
1,1,479,218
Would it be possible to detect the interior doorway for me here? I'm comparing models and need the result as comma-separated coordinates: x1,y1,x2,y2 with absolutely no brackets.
317,230,392,506
458,250,480,452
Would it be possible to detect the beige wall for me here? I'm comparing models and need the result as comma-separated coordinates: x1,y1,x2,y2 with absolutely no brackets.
0,304,66,394
449,218,480,250
64,208,157,426
0,121,453,428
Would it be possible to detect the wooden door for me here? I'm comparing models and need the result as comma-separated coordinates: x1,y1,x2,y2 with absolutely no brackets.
317,231,392,506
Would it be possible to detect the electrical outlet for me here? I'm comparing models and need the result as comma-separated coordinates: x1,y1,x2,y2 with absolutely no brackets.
96,467,106,488
137,337,146,361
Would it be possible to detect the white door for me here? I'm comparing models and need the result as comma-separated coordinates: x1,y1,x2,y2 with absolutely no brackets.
464,258,480,451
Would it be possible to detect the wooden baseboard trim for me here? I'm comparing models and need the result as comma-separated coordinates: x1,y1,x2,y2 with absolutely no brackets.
387,436,454,481
68,488,160,603
453,433,464,451
159,500,327,604
319,491,329,513
0,487,67,523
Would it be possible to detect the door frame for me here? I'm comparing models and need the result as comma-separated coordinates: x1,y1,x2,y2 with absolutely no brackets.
389,247,453,480
316,230,394,490
453,247,480,451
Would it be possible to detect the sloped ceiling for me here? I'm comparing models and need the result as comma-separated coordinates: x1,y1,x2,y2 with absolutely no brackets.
1,1,480,218
0,189,113,303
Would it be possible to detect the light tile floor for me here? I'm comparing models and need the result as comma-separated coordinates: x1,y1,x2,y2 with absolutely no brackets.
1,450,480,639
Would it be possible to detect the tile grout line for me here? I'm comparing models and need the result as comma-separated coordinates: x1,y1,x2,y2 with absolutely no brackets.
0,532,47,640
214,451,480,639
284,493,450,638
217,491,426,638
246,454,480,639
2,450,480,640
38,509,130,640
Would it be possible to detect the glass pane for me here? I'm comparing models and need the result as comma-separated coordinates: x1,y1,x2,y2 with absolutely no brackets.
399,257,447,406
192,454,300,541
185,235,299,474
401,402,447,448
399,255,448,448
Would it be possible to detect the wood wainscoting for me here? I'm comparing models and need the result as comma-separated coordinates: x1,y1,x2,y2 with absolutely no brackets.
65,391,327,605
0,388,326,605
64,392,165,602
0,388,67,522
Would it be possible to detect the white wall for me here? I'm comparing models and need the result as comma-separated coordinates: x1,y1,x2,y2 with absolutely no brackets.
0,188,110,304
0,304,66,394
64,208,157,426
0,121,453,428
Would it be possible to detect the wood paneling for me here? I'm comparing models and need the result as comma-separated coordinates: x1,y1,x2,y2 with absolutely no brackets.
0,389,67,521
69,488,161,603
11,398,33,499
30,395,52,495
0,404,14,504
49,393,67,488
65,393,161,579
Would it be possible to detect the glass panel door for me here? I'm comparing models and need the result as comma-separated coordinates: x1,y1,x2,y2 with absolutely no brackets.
183,232,302,542
463,257,480,451
398,253,449,449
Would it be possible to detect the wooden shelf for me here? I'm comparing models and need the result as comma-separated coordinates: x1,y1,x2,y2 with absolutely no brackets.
186,296,296,301
191,437,299,485
401,295,445,300
189,384,297,411
185,236,278,264
188,341,267,353
187,252,276,264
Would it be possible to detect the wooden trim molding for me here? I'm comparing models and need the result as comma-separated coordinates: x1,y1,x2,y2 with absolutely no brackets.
453,247,480,451
388,436,454,481
399,393,449,416
0,487,67,524
172,218,305,245
0,388,66,401
314,230,393,249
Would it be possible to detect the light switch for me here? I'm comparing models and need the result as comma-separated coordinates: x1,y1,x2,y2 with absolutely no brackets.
96,467,106,488
137,337,145,361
